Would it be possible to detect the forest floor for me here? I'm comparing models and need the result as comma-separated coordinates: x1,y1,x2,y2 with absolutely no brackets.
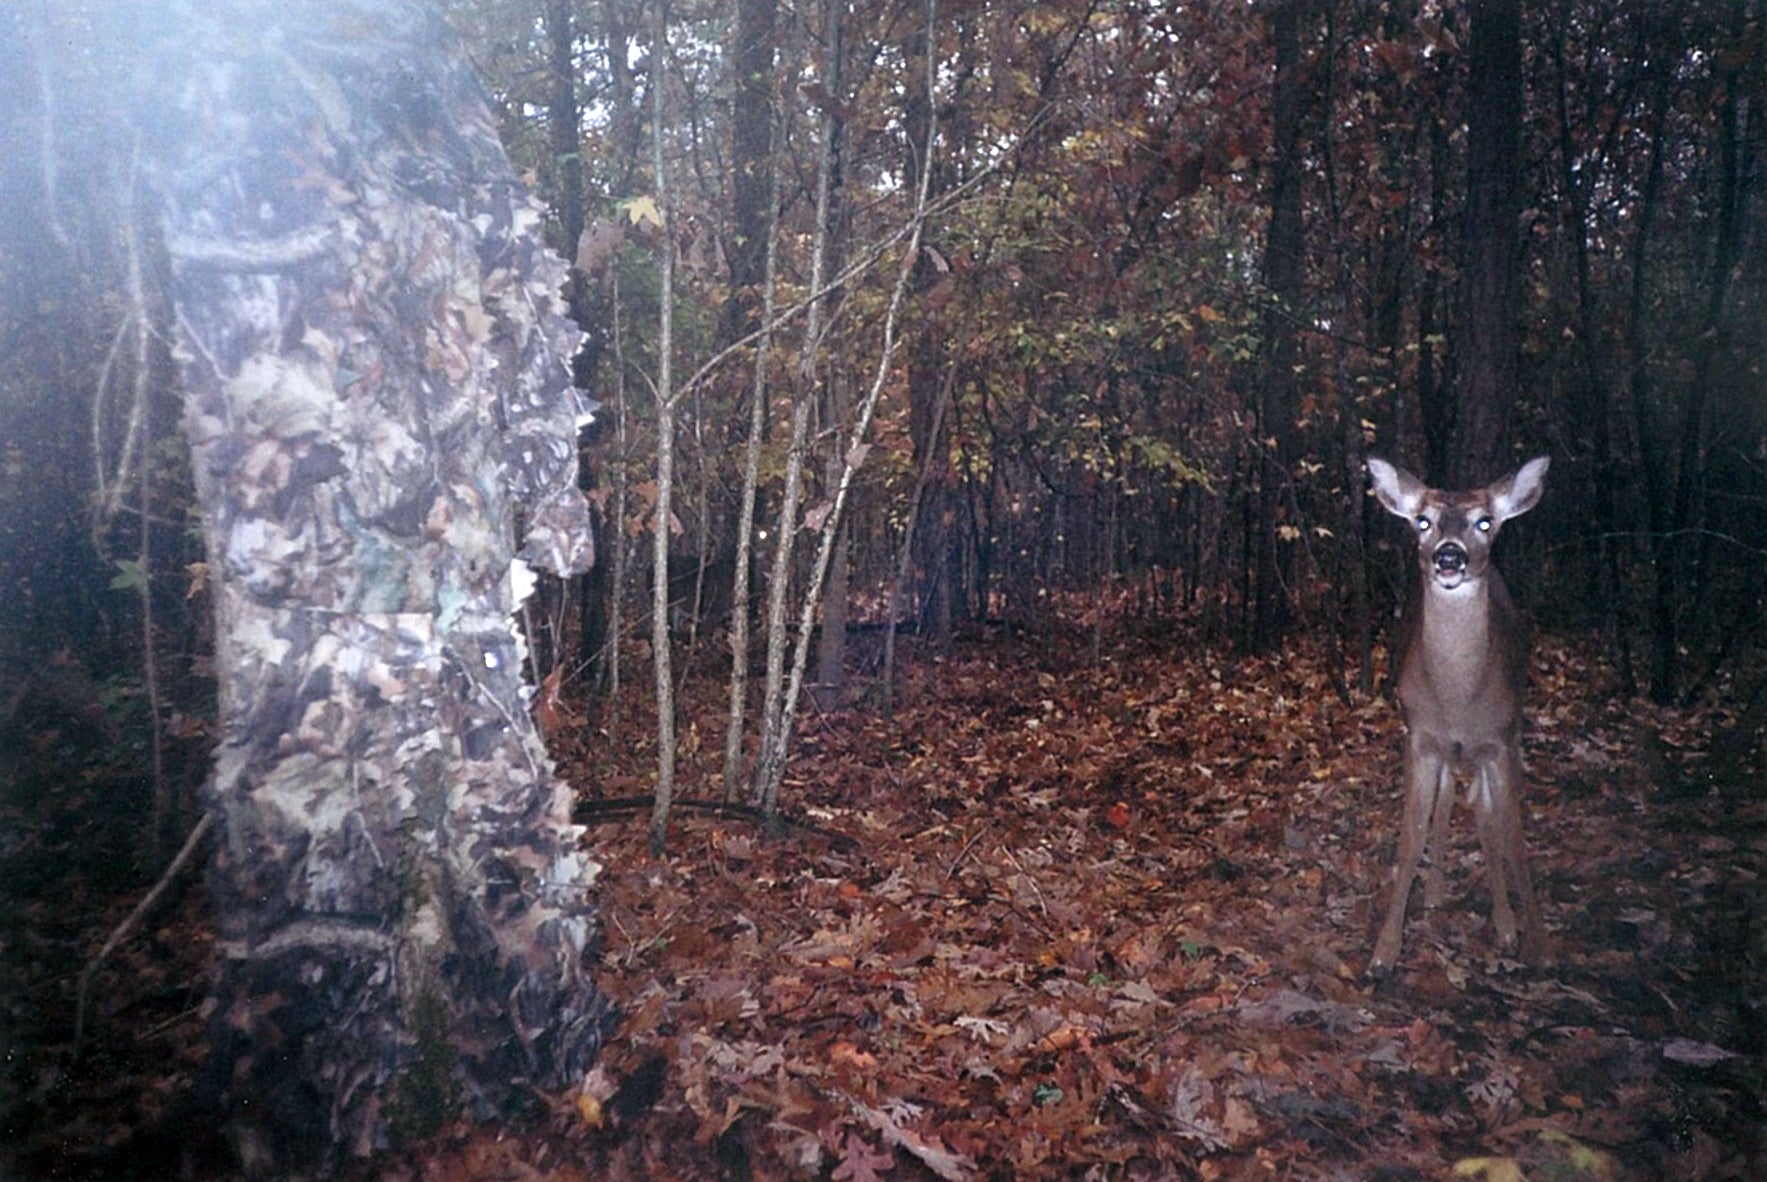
3,620,1764,1180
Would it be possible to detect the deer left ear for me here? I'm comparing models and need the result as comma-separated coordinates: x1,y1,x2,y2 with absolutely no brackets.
1491,456,1549,523
1367,457,1428,520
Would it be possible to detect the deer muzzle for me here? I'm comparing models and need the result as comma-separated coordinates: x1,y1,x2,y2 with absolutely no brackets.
1432,541,1468,578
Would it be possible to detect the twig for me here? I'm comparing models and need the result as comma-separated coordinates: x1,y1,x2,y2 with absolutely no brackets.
572,794,859,852
74,811,215,1051
944,826,989,881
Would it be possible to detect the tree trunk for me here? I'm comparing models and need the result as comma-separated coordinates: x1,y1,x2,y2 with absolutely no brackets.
1624,21,1677,703
757,0,934,814
1663,6,1749,705
755,0,843,807
903,13,955,651
608,277,632,720
1417,114,1453,484
648,6,680,850
884,352,960,717
814,507,851,707
1451,0,1523,486
1548,0,1636,695
545,0,586,269
755,206,831,806
723,138,783,800
135,1,611,1168
723,0,777,352
811,6,854,709
1253,0,1304,650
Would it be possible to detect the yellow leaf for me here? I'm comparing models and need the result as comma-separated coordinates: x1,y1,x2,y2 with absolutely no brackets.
623,195,664,228
1452,1158,1525,1182
1535,1130,1617,1178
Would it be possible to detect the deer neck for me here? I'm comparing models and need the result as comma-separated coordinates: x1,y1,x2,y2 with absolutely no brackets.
1413,578,1498,705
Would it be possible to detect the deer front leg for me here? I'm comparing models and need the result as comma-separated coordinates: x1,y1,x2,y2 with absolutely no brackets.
1420,754,1457,909
1474,746,1545,962
1371,736,1447,974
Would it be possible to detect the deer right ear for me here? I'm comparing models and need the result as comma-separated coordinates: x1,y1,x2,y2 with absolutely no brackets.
1490,455,1550,523
1367,457,1425,520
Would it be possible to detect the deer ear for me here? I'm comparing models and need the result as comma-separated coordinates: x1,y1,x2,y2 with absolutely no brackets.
1367,457,1426,520
1491,455,1550,522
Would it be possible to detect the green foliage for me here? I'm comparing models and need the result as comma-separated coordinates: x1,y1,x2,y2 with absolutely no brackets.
109,558,148,593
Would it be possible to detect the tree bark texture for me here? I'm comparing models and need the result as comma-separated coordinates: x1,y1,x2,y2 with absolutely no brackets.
133,0,612,1167
1451,0,1523,486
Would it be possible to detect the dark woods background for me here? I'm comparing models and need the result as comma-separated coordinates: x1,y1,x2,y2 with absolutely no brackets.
1,2,1763,865
467,0,1767,710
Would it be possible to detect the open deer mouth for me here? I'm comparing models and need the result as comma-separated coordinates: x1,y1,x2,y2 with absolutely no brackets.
1432,542,1469,585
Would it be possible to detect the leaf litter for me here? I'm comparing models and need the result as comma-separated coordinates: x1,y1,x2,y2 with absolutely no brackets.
536,627,1766,1180
3,626,1762,1180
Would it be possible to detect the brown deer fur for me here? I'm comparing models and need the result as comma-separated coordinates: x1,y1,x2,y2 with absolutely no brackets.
1367,456,1549,974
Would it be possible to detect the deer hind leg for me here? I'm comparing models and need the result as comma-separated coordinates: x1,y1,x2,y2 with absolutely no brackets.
1472,747,1545,961
1371,738,1447,973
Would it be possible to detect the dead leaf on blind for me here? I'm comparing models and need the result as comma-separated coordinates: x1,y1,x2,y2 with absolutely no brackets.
454,302,494,346
575,218,625,272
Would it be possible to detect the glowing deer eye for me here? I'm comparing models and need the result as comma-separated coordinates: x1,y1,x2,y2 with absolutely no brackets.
1476,516,1493,533
1415,516,1432,532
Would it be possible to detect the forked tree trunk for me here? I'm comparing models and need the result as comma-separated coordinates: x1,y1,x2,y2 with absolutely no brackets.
134,0,611,1169
755,0,841,807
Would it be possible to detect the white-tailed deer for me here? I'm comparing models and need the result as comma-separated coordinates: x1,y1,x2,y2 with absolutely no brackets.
1367,456,1549,974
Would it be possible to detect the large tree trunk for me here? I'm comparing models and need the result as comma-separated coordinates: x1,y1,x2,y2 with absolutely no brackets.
135,0,611,1169
811,4,854,707
1451,0,1523,486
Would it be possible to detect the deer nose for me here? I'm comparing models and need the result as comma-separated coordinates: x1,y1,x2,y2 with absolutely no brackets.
1433,542,1468,575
